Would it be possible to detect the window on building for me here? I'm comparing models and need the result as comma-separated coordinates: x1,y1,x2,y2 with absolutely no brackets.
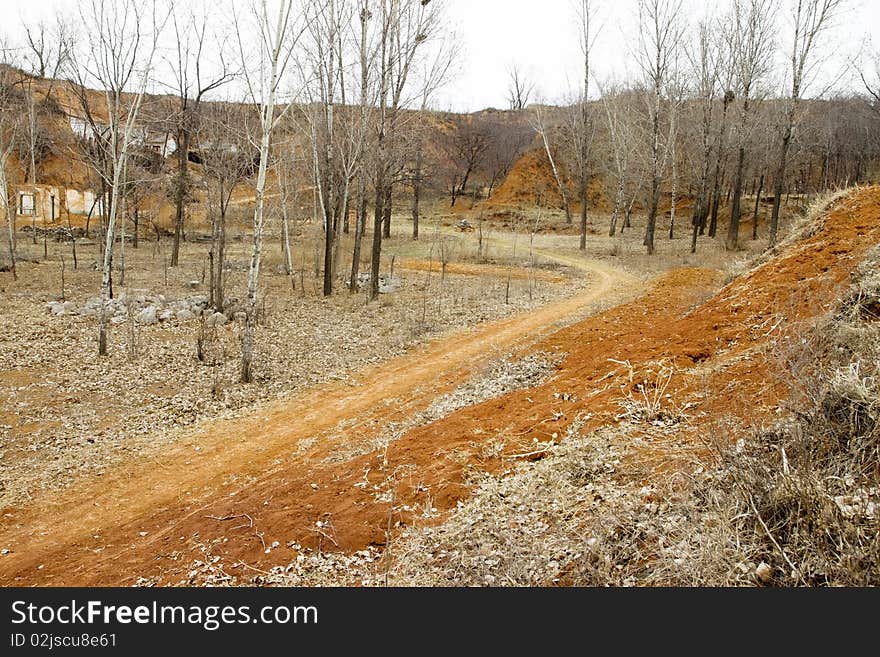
19,192,35,216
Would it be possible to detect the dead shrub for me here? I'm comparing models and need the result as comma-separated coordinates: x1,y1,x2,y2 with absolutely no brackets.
703,251,880,585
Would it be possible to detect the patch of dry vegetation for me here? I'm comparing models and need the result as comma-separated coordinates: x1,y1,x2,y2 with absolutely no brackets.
385,246,880,586
0,238,583,507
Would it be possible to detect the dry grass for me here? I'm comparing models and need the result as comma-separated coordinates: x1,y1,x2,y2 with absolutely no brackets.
0,227,583,507
367,248,880,587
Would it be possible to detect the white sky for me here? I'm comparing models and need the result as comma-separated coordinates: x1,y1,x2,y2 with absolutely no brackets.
5,0,880,112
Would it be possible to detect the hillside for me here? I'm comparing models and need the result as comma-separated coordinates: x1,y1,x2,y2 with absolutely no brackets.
1,186,877,586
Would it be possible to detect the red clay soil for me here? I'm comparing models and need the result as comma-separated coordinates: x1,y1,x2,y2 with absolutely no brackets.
488,148,608,215
1,187,878,587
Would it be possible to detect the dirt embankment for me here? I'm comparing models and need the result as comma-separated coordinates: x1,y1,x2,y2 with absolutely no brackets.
1,187,877,587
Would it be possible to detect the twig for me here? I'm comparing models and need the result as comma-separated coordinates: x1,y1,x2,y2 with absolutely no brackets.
746,492,800,581
384,487,396,588
206,513,253,526
235,560,271,576
205,513,266,551
502,448,550,461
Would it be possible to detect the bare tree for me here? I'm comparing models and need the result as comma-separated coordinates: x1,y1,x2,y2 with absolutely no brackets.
725,0,777,252
69,0,166,356
529,102,572,223
444,116,490,207
368,0,448,301
507,64,534,111
349,0,376,292
167,3,234,267
635,0,685,255
199,102,256,311
411,32,456,239
598,83,637,237
570,0,596,250
706,60,736,239
237,0,307,382
481,111,532,200
300,0,351,296
768,0,844,245
687,20,722,253
21,17,73,80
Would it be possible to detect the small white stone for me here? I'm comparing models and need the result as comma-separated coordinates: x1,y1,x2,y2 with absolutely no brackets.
755,562,773,584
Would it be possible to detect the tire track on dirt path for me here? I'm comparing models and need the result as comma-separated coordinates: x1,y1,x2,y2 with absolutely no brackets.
0,254,640,585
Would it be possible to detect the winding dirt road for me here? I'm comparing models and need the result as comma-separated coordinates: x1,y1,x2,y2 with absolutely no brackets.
0,252,641,585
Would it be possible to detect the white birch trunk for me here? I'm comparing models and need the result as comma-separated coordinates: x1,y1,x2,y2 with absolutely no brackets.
0,151,16,278
241,2,287,383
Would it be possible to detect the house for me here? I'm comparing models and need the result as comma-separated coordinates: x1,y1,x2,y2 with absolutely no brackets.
16,185,62,223
132,126,178,159
68,115,110,142
69,114,177,159
16,184,102,223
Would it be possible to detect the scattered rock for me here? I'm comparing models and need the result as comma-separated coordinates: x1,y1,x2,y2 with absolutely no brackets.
206,312,228,328
755,562,773,584
46,300,78,316
136,306,159,325
176,309,195,322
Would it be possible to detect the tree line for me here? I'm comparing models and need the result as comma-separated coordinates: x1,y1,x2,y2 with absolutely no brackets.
0,0,879,383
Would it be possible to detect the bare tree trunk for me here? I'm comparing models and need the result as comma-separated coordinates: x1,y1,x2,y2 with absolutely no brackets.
119,173,127,288
0,153,16,279
609,174,625,237
382,184,392,238
691,143,712,252
281,202,294,277
768,124,791,245
578,166,588,250
170,130,190,268
752,172,764,240
539,128,571,223
216,206,227,310
668,140,677,240
209,187,229,311
726,142,746,251
349,179,366,292
322,197,335,297
708,168,722,238
132,193,139,249
333,178,349,281
369,176,384,301
412,142,423,240
99,163,124,355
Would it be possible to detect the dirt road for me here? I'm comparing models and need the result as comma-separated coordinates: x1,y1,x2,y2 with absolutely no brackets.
0,252,641,585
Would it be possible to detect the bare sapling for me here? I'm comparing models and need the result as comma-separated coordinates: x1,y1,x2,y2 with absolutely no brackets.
237,0,307,383
59,250,66,300
92,0,166,356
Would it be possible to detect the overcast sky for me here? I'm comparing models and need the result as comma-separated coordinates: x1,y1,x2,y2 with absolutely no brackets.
6,0,880,112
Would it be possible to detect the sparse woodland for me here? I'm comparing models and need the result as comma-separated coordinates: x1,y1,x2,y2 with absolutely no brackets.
0,0,879,588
